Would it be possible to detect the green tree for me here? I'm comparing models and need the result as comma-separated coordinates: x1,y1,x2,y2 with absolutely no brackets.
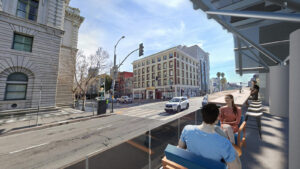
217,72,221,79
105,75,112,92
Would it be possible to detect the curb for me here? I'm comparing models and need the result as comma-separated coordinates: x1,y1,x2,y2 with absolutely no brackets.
0,113,116,137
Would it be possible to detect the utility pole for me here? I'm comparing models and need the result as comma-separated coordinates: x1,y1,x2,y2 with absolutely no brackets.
111,38,144,113
111,36,125,113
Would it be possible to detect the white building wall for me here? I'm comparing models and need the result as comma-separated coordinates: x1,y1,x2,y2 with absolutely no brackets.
258,72,270,105
269,65,289,117
289,29,300,169
0,0,2,11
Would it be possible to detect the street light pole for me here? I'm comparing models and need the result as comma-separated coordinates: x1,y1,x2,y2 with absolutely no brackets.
111,36,125,113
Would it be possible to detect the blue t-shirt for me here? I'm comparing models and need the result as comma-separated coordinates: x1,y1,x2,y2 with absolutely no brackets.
180,125,236,163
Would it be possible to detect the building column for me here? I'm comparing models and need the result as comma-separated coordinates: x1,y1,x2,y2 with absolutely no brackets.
269,65,289,117
132,90,134,100
175,86,178,97
146,90,149,99
258,73,270,106
153,90,155,99
289,29,300,169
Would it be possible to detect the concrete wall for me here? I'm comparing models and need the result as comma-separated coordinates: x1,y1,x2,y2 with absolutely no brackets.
269,65,289,117
0,0,2,11
289,29,300,169
55,6,83,107
258,73,270,106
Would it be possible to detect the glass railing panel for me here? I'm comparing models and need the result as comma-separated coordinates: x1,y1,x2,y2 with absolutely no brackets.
148,119,179,169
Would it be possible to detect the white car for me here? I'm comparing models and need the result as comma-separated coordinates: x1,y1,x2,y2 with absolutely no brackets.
165,97,189,113
118,96,133,103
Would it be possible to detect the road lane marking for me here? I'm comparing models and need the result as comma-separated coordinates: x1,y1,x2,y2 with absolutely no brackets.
9,142,49,154
123,109,157,117
96,125,112,131
126,140,154,155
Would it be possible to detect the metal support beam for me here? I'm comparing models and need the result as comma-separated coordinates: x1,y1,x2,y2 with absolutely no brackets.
217,19,281,64
240,50,269,71
190,0,283,64
206,10,300,23
237,37,243,76
240,40,270,69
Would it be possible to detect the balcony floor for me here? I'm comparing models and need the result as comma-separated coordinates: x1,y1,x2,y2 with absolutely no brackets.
241,109,288,169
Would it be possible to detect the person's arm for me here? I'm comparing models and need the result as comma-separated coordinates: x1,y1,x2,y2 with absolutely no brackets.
227,151,242,169
219,108,224,123
178,139,187,149
223,108,242,125
178,126,188,149
222,141,242,169
235,108,242,126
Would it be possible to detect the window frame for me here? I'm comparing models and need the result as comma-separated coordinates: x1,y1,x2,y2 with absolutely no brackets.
16,0,39,21
5,72,28,100
12,33,33,52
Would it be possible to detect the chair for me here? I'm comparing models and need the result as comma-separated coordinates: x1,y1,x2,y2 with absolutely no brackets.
245,102,263,138
217,116,247,149
247,107,263,112
162,144,226,169
249,104,262,108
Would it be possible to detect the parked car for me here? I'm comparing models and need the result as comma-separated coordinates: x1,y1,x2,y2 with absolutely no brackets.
202,95,208,107
118,96,133,103
165,97,189,113
107,98,117,103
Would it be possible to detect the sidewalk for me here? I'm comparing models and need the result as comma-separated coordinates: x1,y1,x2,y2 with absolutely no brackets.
0,99,161,135
0,108,101,135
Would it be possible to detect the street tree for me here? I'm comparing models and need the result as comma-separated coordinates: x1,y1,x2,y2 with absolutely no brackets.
74,48,110,111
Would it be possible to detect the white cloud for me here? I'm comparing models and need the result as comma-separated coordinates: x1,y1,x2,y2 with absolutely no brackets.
71,0,250,82
153,0,185,8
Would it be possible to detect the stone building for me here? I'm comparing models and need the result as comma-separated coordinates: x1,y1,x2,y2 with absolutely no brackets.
132,45,209,100
0,0,83,111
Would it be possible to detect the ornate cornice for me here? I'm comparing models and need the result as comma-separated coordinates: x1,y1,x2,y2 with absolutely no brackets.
65,6,84,27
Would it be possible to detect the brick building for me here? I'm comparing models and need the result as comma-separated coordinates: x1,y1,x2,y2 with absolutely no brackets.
132,45,209,100
115,72,133,98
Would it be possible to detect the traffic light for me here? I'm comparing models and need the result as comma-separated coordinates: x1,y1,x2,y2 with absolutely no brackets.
139,43,144,56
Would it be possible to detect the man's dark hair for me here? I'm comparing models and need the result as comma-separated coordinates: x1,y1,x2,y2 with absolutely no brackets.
202,103,219,124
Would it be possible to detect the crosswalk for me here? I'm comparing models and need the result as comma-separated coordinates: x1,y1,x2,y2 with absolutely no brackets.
118,104,198,121
0,108,85,125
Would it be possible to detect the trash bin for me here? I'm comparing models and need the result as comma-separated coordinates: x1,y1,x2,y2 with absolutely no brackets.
97,100,107,115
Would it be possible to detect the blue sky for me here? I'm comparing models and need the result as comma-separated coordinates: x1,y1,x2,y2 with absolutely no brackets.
70,0,253,83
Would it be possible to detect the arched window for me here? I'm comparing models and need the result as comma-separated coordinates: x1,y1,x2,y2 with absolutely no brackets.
5,72,28,100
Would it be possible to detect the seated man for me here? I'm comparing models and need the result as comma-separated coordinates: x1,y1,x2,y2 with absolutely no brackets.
178,103,241,169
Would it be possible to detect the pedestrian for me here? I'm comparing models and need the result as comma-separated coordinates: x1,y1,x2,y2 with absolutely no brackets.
106,98,109,109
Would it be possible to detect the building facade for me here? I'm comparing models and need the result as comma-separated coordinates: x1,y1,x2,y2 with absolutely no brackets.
132,45,209,100
115,72,133,98
0,0,83,111
210,77,220,93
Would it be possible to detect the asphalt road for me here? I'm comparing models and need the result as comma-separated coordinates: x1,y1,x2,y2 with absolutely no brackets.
0,97,203,169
